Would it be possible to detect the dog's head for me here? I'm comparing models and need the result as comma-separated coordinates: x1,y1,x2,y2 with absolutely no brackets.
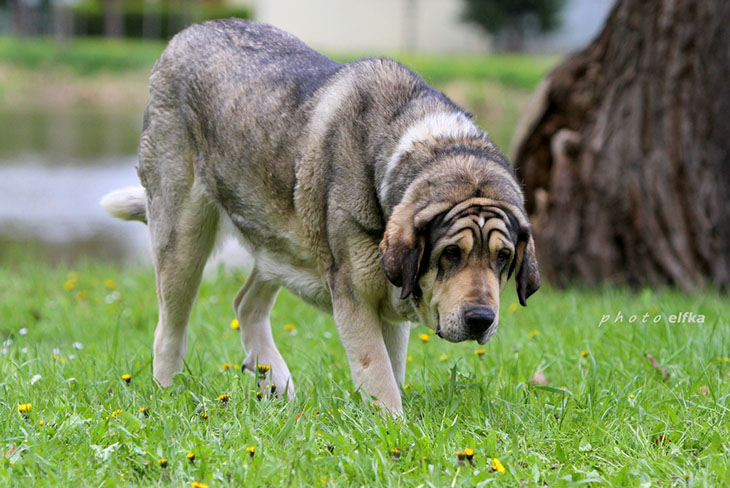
379,155,540,344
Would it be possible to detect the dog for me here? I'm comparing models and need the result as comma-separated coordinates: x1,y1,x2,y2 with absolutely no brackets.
101,19,540,415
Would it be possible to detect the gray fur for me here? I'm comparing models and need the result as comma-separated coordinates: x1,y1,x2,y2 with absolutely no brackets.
103,19,539,415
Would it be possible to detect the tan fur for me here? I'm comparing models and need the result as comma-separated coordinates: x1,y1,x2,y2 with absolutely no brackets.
102,20,540,417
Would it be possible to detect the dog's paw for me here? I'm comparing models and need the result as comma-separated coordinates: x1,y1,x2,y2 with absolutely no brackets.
242,353,295,400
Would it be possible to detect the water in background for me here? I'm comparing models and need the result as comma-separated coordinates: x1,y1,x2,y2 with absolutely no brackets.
0,106,249,268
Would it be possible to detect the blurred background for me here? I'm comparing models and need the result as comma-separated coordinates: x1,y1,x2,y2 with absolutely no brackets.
0,0,614,268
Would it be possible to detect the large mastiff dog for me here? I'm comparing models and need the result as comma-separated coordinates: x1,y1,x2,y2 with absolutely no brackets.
102,19,540,415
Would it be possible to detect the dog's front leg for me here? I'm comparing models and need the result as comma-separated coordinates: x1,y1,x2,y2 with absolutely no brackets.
330,275,402,416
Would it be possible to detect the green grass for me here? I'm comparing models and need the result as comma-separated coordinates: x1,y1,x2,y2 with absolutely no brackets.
1,259,728,486
0,37,166,75
0,36,556,87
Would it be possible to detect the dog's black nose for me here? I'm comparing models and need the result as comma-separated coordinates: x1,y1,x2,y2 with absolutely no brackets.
463,306,495,336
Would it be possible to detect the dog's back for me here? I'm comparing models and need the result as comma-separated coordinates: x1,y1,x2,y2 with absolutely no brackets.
139,20,465,256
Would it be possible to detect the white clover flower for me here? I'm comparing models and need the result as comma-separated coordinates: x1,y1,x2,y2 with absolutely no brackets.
104,291,121,304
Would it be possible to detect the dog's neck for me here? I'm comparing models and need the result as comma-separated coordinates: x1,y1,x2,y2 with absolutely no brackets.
376,112,501,219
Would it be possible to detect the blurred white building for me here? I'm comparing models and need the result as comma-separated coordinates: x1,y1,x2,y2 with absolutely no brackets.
252,0,491,54
234,0,614,54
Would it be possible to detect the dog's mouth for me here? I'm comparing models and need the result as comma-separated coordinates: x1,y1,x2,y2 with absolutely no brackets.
434,313,498,344
475,322,498,344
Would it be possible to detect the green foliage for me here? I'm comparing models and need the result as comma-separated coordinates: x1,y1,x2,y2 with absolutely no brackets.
1,258,728,486
69,0,252,39
462,0,568,45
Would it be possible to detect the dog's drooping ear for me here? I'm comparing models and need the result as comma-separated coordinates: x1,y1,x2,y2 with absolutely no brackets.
379,203,425,299
515,231,541,306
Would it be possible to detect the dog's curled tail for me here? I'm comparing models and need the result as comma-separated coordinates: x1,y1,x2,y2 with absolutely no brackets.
100,186,147,223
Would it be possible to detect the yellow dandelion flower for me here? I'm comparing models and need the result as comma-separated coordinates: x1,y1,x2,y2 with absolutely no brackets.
508,303,519,314
456,451,466,461
284,324,296,332
63,279,77,291
257,364,271,373
716,357,730,363
580,350,589,357
139,407,149,416
391,448,401,459
103,279,117,290
439,354,448,361
684,474,691,480
200,412,208,420
528,330,540,339
38,419,44,426
75,290,89,302
247,446,256,457
475,349,486,356
17,403,32,413
629,394,635,398
121,374,131,383
222,362,238,371
407,355,413,363
191,482,208,488
230,318,240,329
418,333,431,343
158,458,167,468
464,448,475,460
404,383,410,390
255,391,263,400
186,452,196,463
217,393,230,403
491,457,505,473
53,353,66,363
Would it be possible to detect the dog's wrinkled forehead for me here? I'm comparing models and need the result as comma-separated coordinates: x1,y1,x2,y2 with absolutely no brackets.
428,202,521,248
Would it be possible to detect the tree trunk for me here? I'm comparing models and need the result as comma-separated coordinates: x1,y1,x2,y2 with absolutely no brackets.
511,0,730,291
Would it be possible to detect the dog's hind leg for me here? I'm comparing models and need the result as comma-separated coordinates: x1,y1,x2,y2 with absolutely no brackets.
147,179,219,387
139,94,220,387
233,268,294,399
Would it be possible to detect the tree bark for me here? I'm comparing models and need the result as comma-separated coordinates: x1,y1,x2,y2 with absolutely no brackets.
511,0,730,291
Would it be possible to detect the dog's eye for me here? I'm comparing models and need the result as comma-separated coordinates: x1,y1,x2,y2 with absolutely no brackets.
496,249,511,267
441,245,461,264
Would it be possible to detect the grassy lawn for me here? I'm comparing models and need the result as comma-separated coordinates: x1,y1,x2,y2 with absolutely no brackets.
1,35,726,487
1,259,728,486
